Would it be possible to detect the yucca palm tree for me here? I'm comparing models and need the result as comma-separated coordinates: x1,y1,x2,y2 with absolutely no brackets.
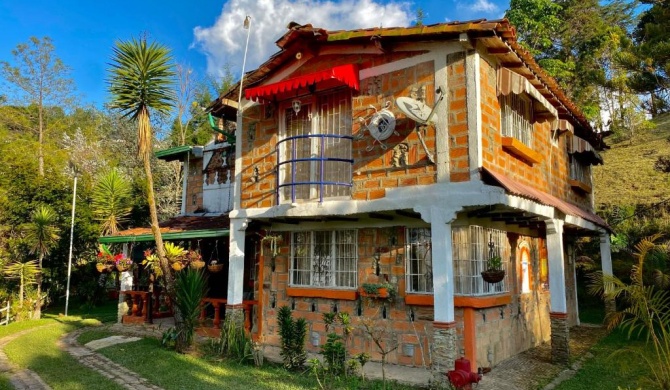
25,205,60,318
3,260,40,305
589,234,670,389
107,36,175,291
91,168,132,235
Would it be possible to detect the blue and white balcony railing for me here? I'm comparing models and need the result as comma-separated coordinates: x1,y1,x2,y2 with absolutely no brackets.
276,134,354,203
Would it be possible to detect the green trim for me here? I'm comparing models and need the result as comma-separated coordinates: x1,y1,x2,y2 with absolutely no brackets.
155,145,192,161
99,229,229,244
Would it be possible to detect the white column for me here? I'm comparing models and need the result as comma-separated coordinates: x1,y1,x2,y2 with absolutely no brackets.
435,51,449,183
465,49,482,179
416,206,456,323
546,219,566,313
118,243,133,323
227,218,248,305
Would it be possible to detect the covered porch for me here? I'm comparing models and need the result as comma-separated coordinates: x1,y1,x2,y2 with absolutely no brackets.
98,214,261,337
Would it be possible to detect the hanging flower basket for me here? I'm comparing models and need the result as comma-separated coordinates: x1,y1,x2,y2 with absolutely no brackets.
172,262,185,272
481,269,505,284
191,260,206,269
208,262,224,273
116,264,130,272
96,263,109,273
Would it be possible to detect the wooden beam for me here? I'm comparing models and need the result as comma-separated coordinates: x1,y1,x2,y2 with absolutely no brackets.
396,210,423,220
369,212,394,221
487,47,511,55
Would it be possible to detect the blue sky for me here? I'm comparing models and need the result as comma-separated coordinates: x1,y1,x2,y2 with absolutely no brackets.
0,0,508,107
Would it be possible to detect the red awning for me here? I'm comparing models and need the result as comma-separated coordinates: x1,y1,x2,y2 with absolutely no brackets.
245,64,360,102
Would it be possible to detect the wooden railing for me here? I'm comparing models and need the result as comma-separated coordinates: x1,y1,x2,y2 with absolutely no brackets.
120,290,173,324
120,290,257,337
197,298,258,337
0,302,10,326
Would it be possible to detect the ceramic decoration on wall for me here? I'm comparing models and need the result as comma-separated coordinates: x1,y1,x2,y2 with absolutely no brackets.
358,101,397,151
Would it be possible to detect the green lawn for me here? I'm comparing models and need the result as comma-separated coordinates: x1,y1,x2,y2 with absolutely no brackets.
555,329,660,390
92,335,417,390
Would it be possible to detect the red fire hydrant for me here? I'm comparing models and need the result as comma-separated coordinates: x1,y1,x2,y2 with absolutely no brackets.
446,357,482,389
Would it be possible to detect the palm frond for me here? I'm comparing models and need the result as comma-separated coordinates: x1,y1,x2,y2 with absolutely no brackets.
107,36,176,160
91,168,132,235
25,205,60,257
3,260,40,283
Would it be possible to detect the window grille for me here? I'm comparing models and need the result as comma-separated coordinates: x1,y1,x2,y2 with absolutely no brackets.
406,228,433,293
278,90,353,203
453,225,511,296
290,230,357,288
569,155,590,184
501,94,533,148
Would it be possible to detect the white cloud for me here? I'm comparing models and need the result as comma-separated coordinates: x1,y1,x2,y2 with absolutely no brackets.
193,0,412,77
454,0,499,14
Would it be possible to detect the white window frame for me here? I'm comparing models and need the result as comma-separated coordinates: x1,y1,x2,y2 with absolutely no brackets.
501,94,534,148
405,227,433,294
278,89,353,203
453,225,511,296
289,229,358,288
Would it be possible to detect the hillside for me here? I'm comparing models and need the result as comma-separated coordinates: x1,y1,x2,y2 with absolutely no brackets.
593,114,670,206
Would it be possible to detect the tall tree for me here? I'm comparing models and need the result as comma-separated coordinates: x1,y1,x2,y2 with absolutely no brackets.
0,37,74,176
174,63,198,146
107,37,176,304
25,205,60,319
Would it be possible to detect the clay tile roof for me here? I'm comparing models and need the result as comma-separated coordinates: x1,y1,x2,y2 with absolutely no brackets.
211,18,604,148
105,215,230,237
481,168,609,230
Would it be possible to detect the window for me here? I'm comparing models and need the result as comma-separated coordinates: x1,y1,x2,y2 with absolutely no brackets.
406,228,433,293
453,225,511,296
519,241,531,294
569,155,591,184
290,230,357,288
278,90,353,203
501,94,533,147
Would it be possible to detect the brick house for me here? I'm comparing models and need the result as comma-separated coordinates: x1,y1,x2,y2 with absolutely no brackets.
111,18,613,380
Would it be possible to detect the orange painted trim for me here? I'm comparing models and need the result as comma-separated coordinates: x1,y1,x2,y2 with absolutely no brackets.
286,287,358,300
404,294,434,306
433,321,457,329
549,311,568,319
463,308,477,370
568,179,592,194
501,137,542,165
454,294,512,308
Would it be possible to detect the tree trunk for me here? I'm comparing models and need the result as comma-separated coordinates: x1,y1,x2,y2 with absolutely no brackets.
142,149,185,349
38,98,44,177
33,253,43,319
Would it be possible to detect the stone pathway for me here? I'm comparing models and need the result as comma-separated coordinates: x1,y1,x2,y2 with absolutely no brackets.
0,325,53,390
59,329,163,390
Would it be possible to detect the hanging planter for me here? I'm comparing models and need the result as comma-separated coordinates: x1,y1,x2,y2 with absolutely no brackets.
190,260,206,269
96,263,112,273
171,262,185,272
208,261,224,273
481,255,505,284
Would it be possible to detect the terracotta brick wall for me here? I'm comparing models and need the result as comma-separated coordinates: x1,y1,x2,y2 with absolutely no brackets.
258,226,435,367
479,57,592,209
185,158,203,213
447,52,470,182
239,55,437,209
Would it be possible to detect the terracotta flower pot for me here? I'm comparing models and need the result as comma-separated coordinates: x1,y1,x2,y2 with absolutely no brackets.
208,264,224,273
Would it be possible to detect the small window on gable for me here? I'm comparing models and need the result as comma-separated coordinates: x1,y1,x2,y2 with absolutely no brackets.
501,94,534,148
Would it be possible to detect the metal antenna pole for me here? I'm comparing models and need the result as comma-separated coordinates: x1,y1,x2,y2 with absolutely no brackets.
237,15,252,111
65,175,77,316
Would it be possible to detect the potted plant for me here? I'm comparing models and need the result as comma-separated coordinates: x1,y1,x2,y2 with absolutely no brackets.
164,242,187,271
481,255,505,283
96,244,116,273
359,282,397,301
208,259,223,273
187,250,205,269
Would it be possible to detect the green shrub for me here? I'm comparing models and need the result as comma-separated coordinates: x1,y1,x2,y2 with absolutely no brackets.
277,305,307,370
217,315,252,362
173,268,208,352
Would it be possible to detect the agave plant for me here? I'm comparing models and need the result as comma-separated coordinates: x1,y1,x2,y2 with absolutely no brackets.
589,234,670,390
173,268,208,352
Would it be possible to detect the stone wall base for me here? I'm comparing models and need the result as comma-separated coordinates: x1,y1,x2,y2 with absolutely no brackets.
225,306,245,327
432,323,458,385
550,313,570,365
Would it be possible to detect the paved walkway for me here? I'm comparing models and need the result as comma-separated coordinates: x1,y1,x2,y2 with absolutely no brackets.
59,329,163,390
0,326,52,390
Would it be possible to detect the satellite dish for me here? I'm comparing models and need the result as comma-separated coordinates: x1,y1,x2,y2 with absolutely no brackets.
395,87,445,125
367,108,396,142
